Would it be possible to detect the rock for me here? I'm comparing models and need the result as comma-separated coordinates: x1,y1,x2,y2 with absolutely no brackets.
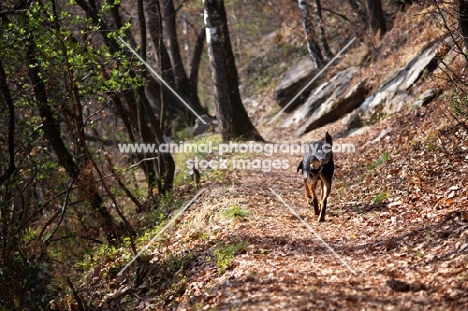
192,115,217,137
348,41,447,129
275,57,319,112
281,68,367,137
363,127,393,147
412,88,439,108
292,70,368,137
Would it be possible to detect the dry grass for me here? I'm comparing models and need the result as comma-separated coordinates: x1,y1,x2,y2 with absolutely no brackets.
181,185,245,234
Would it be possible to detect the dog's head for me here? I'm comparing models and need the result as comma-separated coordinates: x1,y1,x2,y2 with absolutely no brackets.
311,132,333,168
297,132,333,174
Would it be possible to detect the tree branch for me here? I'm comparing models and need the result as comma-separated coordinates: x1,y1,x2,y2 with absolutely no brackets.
0,59,16,184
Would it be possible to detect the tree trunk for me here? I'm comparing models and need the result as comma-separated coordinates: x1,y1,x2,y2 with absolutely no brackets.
189,27,206,109
137,84,175,193
203,0,263,142
366,0,386,37
347,0,367,26
0,60,16,184
313,0,334,60
146,0,177,133
146,0,206,127
297,0,324,68
161,0,206,117
76,0,174,193
182,14,191,69
459,0,468,52
26,40,117,243
137,0,146,64
146,0,175,88
137,0,160,192
161,0,188,88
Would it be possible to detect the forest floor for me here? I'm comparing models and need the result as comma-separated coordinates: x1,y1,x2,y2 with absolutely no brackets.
82,101,468,311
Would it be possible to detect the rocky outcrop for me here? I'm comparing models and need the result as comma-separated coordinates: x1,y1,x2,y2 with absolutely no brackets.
281,68,368,136
292,73,369,137
347,43,443,129
275,38,452,136
412,88,439,108
275,57,319,112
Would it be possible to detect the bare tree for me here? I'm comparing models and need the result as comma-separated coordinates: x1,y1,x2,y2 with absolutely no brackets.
459,0,468,52
189,27,206,110
366,0,386,37
161,0,207,121
161,0,188,89
0,60,15,184
298,0,324,67
313,0,334,60
27,39,118,243
347,0,367,25
203,0,263,141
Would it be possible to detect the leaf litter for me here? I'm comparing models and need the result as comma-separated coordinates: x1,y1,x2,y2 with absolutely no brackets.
85,104,468,310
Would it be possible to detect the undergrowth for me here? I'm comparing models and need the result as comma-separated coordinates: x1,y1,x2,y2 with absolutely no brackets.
213,240,249,274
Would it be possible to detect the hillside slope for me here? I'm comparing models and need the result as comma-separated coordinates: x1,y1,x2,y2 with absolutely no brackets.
55,2,468,310
74,102,468,310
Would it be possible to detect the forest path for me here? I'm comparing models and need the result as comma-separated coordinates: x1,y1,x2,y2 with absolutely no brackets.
171,104,468,310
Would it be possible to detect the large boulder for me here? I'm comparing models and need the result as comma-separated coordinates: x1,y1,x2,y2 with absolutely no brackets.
347,43,442,129
275,57,319,112
281,68,367,136
293,76,369,137
412,88,439,108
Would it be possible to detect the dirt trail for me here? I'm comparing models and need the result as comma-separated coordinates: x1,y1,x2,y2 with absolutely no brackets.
97,104,467,310
167,104,468,311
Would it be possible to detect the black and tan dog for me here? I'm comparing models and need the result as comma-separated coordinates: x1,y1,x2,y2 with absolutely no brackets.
297,132,334,222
